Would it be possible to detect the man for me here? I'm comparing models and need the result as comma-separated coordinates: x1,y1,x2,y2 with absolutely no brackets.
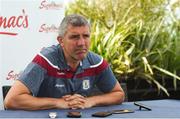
4,14,125,110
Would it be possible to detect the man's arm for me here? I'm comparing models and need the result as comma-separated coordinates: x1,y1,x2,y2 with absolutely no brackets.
4,80,69,110
87,82,125,107
4,80,124,110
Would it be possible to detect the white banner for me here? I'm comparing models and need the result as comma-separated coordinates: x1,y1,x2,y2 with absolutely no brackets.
0,0,66,109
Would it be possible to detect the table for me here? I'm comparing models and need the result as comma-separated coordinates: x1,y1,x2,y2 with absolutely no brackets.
0,99,179,118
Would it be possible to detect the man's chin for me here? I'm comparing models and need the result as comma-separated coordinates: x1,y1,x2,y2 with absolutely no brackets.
77,54,86,60
78,56,86,60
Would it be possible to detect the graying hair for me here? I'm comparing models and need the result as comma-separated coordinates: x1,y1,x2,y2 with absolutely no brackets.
58,14,90,37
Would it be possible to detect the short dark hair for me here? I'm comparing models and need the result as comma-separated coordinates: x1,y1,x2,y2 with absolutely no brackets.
58,14,90,37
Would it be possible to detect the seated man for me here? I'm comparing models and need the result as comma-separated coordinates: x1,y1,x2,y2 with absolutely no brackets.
4,14,125,110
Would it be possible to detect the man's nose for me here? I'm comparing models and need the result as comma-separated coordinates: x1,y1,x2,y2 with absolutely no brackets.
77,37,85,46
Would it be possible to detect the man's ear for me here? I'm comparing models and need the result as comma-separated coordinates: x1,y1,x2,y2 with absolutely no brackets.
57,36,64,47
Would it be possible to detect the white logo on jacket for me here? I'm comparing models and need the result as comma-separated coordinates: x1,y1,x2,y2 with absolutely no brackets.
83,80,90,90
55,84,65,88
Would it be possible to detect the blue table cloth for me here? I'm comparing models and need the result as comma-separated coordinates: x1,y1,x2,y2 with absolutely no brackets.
0,99,179,118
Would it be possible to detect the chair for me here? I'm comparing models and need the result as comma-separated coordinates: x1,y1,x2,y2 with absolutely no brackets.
120,83,128,102
2,86,11,110
2,85,11,100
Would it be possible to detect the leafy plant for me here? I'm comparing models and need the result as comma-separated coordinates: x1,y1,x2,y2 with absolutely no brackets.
66,0,180,96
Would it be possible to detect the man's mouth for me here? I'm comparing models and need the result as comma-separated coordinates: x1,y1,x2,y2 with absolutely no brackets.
76,49,87,53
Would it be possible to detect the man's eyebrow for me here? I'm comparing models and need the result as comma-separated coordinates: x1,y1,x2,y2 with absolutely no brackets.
70,34,80,36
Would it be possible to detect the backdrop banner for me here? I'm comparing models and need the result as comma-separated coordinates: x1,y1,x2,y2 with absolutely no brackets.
0,0,65,109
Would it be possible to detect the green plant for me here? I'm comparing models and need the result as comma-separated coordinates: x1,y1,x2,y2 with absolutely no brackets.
66,0,180,96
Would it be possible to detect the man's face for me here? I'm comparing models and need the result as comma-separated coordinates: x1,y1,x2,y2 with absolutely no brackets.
58,25,90,62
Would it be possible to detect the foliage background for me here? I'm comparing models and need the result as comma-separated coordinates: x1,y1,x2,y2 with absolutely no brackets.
66,0,180,96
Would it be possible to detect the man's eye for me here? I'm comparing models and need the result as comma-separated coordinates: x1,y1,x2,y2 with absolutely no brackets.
83,34,90,38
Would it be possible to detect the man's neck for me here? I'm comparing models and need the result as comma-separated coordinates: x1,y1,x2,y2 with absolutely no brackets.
67,61,80,71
